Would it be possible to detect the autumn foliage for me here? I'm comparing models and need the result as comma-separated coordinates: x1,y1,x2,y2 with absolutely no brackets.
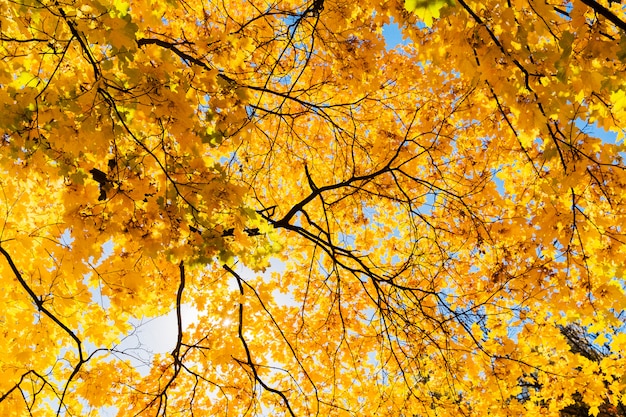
1,0,626,415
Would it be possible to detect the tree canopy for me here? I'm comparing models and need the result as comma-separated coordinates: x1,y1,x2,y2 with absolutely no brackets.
1,0,626,415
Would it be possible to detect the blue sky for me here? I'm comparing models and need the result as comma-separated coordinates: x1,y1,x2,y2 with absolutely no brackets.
382,19,408,50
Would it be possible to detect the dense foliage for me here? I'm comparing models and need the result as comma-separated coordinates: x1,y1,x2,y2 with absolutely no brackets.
1,0,626,415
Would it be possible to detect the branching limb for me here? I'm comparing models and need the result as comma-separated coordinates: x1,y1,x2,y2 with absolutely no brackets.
223,264,297,417
0,246,85,416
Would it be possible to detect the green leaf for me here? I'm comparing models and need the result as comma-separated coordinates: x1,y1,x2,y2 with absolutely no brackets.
404,0,455,27
69,169,89,186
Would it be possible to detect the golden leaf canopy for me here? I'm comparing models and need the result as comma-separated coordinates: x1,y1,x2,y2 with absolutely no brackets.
1,0,626,416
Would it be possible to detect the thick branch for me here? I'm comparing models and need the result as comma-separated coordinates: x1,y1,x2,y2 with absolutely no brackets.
172,261,186,368
579,0,626,32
